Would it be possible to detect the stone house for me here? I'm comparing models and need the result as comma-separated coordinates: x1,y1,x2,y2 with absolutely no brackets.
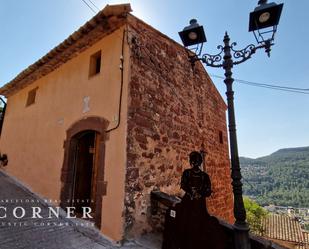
0,4,233,242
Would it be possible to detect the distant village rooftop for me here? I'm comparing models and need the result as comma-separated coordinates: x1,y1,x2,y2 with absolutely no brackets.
262,214,309,249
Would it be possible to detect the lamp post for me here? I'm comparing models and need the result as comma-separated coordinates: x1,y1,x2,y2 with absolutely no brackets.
178,1,283,249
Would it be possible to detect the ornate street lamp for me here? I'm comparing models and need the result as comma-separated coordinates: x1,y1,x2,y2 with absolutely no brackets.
179,1,283,249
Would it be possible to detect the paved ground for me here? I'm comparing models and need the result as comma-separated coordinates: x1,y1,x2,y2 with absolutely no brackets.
0,170,161,249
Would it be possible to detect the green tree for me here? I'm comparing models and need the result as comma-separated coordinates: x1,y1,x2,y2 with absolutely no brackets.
244,197,268,235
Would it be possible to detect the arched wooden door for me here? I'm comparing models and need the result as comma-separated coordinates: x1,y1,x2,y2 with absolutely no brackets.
60,117,109,228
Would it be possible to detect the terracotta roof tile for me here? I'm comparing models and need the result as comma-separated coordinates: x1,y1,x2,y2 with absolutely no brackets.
303,232,309,243
297,232,309,249
263,214,304,243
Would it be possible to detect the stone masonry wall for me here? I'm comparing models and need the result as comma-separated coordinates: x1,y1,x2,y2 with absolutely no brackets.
125,16,234,237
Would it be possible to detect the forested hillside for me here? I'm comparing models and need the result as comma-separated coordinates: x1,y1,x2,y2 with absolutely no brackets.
240,146,309,207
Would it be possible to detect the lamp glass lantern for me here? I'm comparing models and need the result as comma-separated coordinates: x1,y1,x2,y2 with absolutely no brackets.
179,2,283,49
178,19,206,47
249,1,284,44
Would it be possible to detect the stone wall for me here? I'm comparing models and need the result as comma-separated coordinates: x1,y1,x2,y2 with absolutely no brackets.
125,16,234,237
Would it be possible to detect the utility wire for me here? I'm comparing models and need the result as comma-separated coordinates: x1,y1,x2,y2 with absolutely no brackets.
237,78,309,91
81,0,97,14
210,74,309,91
88,0,100,11
210,74,309,95
237,81,309,95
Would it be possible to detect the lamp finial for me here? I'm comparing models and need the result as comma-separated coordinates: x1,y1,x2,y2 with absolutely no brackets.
258,0,267,5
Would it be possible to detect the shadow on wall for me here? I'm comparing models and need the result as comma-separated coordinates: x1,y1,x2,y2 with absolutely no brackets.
0,153,8,167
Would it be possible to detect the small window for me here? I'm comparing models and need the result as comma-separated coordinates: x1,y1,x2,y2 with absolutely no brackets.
89,50,101,77
26,87,38,107
219,131,224,144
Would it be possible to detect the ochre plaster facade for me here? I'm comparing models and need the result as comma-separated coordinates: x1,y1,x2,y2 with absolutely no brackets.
0,25,129,241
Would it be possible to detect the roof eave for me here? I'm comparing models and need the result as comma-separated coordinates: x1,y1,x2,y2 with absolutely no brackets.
0,3,132,97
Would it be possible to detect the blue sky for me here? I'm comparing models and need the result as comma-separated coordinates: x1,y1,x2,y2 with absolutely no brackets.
0,0,308,158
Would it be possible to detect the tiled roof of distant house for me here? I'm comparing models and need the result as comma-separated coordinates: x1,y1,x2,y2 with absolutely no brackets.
263,214,304,242
262,214,309,249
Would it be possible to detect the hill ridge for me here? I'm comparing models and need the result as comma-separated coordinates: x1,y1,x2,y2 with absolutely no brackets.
240,146,309,207
240,146,309,160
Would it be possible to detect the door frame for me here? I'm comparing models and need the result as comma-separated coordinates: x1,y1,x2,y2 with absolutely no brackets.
60,116,109,228
71,130,96,212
